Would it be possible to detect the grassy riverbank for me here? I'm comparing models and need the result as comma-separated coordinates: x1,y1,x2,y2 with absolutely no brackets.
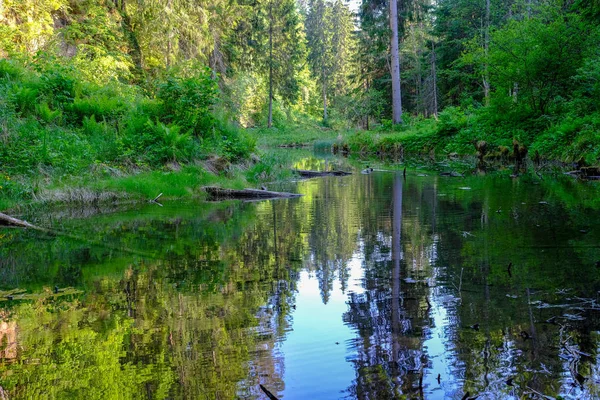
0,58,268,212
334,108,600,167
261,109,600,170
3,57,598,214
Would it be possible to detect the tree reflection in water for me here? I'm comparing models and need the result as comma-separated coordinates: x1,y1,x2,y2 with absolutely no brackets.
1,168,600,399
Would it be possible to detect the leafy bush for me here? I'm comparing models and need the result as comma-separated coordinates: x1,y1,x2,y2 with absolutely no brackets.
157,67,218,137
68,94,127,124
531,114,600,162
218,123,256,162
39,68,75,108
436,107,468,136
9,85,39,115
36,102,62,124
118,119,198,166
81,115,105,136
0,59,23,81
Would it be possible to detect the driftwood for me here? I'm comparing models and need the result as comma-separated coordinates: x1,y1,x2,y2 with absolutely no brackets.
278,143,309,148
293,169,352,178
440,171,464,177
203,186,302,200
564,167,600,180
0,212,46,231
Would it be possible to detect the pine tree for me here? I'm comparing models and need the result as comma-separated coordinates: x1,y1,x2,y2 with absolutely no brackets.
306,0,355,123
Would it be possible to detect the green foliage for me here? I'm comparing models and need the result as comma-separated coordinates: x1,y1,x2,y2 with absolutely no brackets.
531,115,600,163
436,107,468,136
38,66,76,108
68,93,129,124
259,99,289,129
118,119,198,166
157,67,218,137
572,52,600,114
216,123,257,162
0,56,259,208
485,13,588,116
221,72,266,128
245,150,294,183
305,0,356,121
99,165,227,198
36,102,62,124
82,115,105,136
9,85,39,115
0,59,24,81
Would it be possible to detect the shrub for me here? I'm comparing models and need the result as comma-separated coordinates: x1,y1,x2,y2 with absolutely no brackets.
157,67,218,137
0,59,23,81
118,119,198,166
219,125,256,162
9,85,39,115
68,94,127,124
436,106,468,136
39,68,75,108
531,114,600,162
36,102,62,124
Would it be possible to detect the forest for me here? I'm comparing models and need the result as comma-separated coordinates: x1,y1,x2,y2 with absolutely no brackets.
1,0,599,205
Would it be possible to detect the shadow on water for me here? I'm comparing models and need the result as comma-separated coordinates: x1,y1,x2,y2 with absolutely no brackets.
1,158,600,399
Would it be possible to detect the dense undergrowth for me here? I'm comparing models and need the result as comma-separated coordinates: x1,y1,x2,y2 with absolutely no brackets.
0,58,261,211
336,105,600,167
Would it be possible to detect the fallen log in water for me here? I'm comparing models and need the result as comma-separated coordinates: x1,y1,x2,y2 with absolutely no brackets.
0,212,45,230
293,169,352,178
564,167,600,180
440,171,464,177
203,186,303,200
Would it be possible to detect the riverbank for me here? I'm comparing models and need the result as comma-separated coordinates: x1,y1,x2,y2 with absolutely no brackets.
333,109,600,168
257,110,600,173
0,152,302,213
2,51,597,213
0,58,268,212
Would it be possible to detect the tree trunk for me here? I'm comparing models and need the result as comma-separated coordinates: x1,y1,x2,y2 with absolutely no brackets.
203,186,303,199
390,0,403,124
0,212,38,229
322,66,328,122
267,0,274,128
431,42,439,119
166,0,173,68
483,0,491,105
365,74,370,130
119,0,143,74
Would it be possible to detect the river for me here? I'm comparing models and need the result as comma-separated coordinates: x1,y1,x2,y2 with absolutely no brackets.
1,156,599,399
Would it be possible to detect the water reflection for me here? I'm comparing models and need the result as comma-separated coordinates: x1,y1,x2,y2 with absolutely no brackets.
1,167,600,399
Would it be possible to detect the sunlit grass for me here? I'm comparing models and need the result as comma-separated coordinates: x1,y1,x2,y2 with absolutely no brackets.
249,123,344,148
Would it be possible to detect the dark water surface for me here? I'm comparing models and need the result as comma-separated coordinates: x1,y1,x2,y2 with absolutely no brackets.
1,164,600,399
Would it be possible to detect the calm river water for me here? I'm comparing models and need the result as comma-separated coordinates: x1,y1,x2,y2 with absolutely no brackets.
1,158,600,399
